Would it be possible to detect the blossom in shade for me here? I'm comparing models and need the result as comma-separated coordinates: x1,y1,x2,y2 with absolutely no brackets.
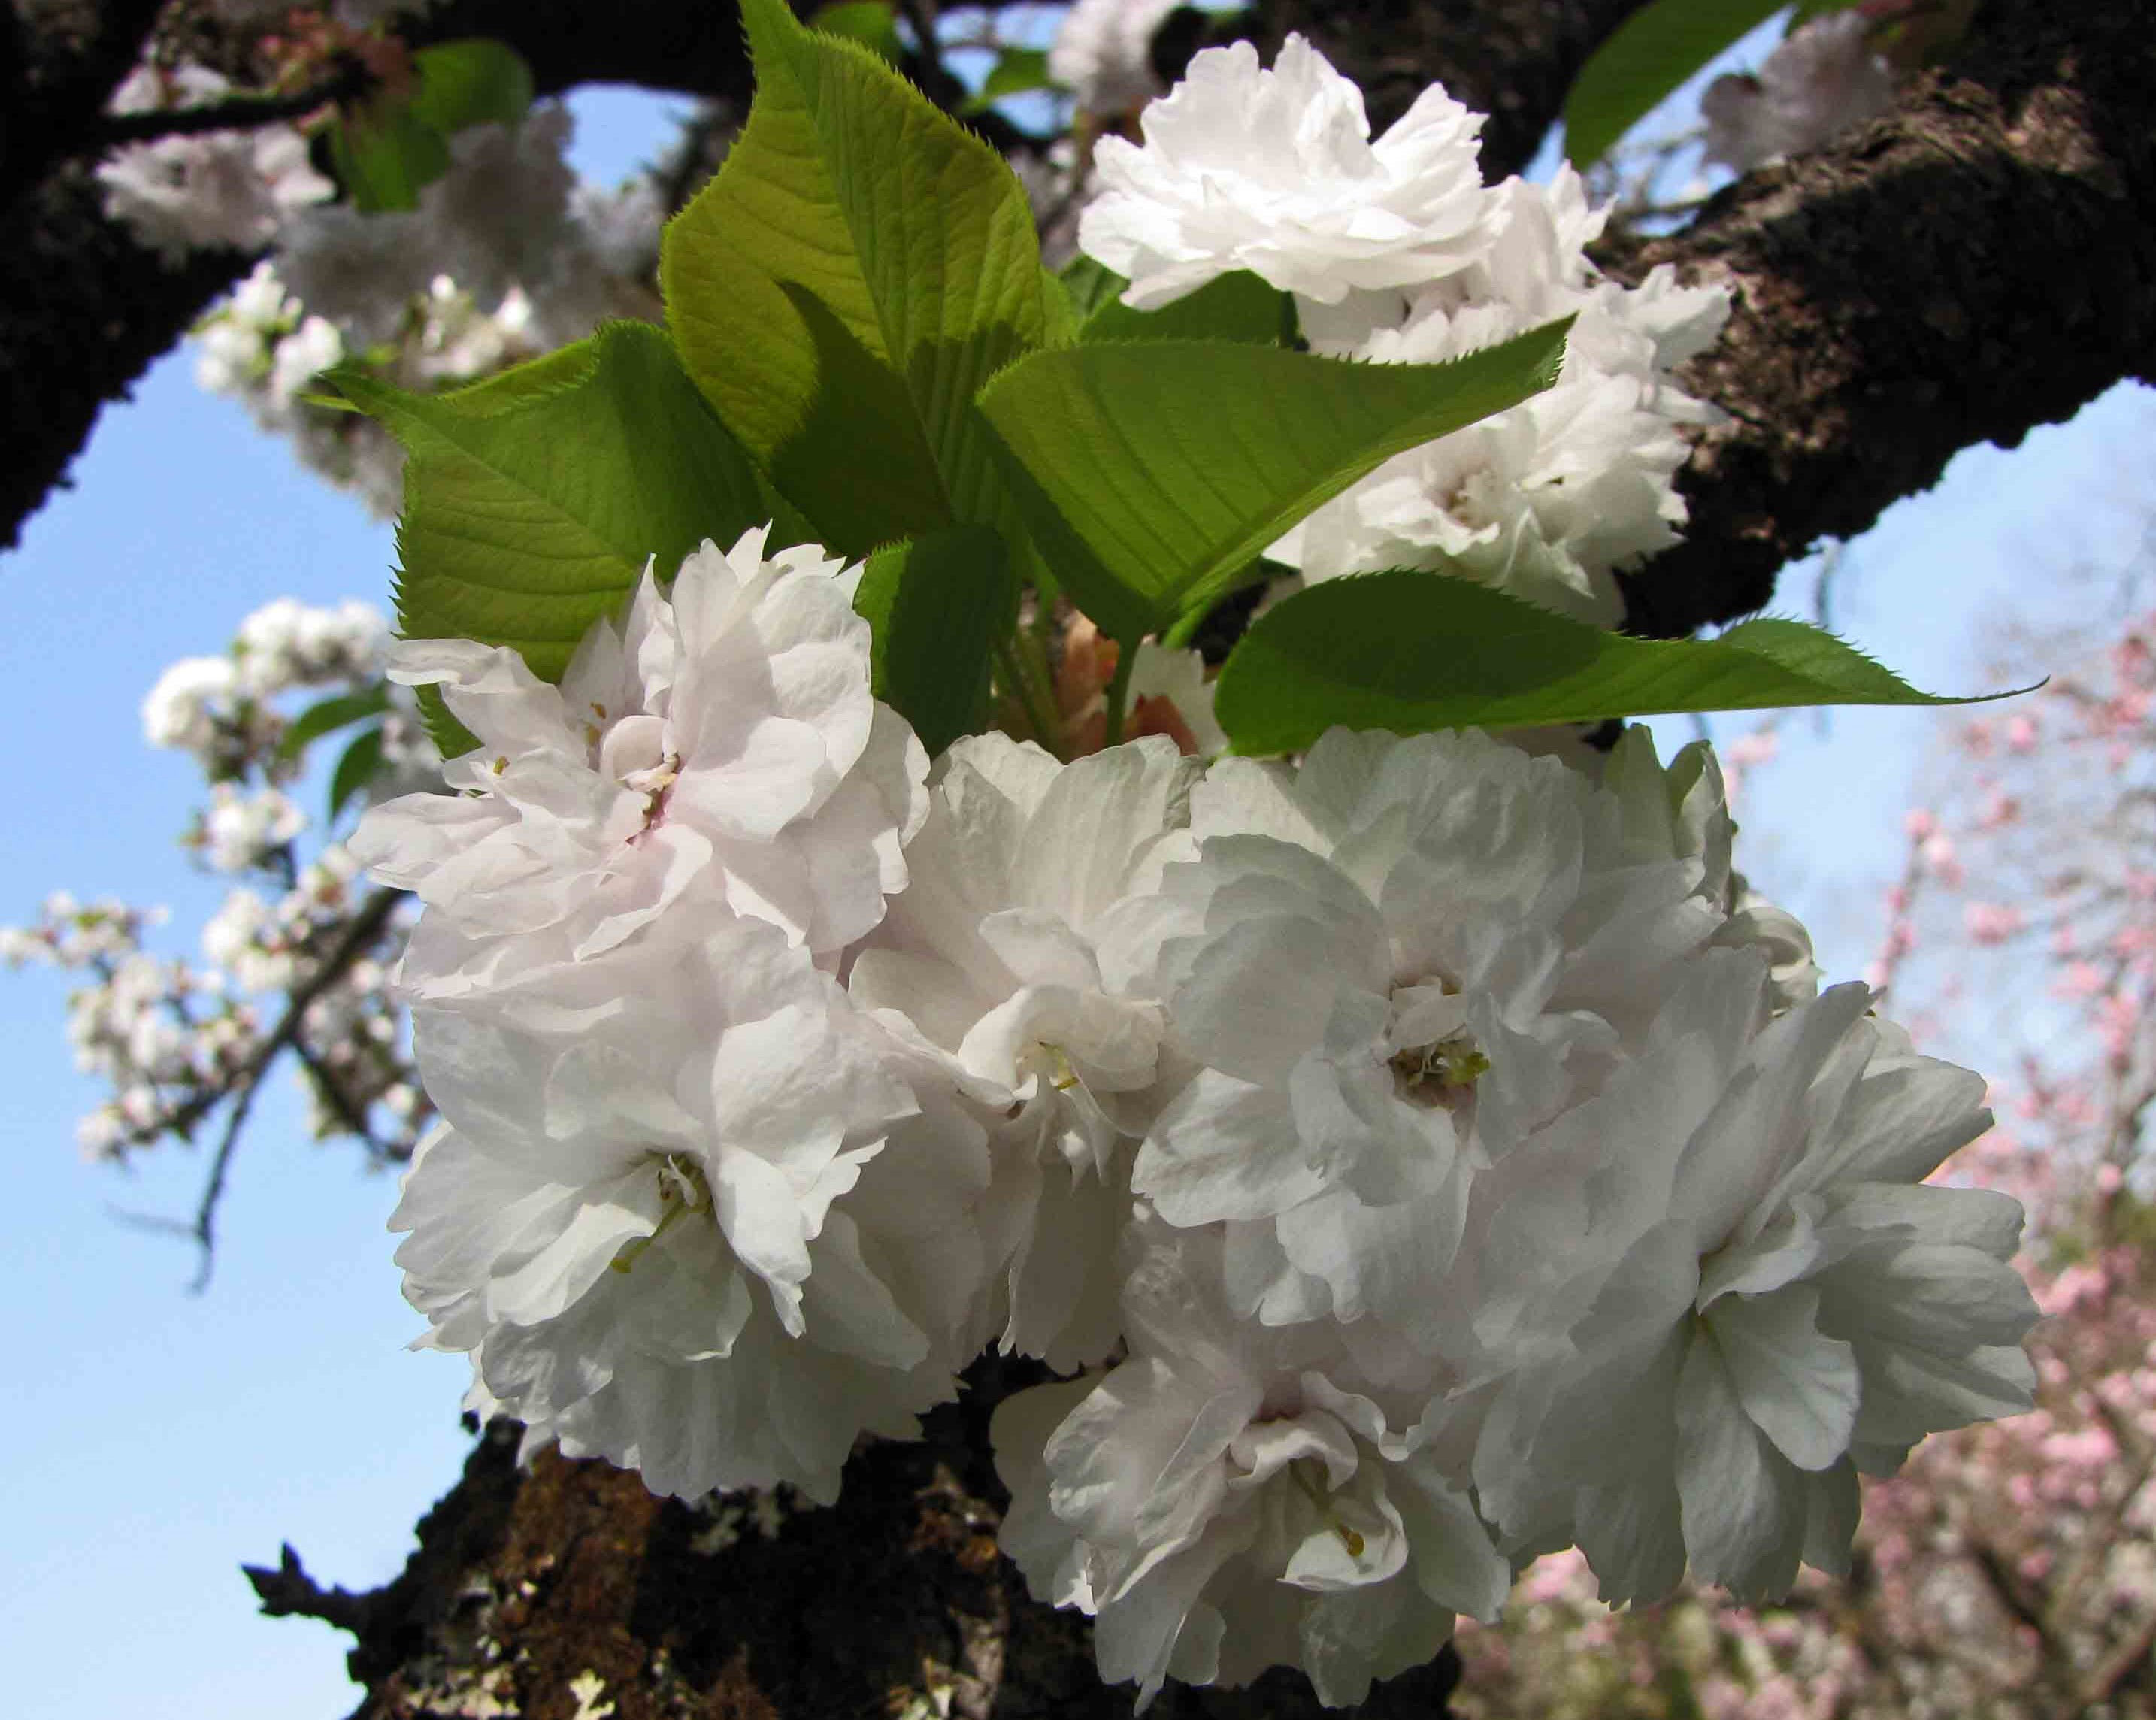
1470,963,2038,1602
1080,35,1497,310
97,64,331,260
993,1221,1511,1709
1049,0,1183,117
1702,13,1897,177
350,525,928,1001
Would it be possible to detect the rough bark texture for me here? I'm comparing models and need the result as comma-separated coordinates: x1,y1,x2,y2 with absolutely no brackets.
1607,0,2156,638
263,1364,1465,1719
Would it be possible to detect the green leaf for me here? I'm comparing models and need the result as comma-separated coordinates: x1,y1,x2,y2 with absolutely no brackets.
331,98,449,213
277,683,392,762
808,1,905,65
1561,0,1783,170
1080,269,1295,347
852,525,1013,755
1039,265,1083,349
967,46,1054,111
330,320,774,680
1058,255,1127,322
1214,571,2030,755
329,40,533,213
974,319,1572,642
328,726,388,822
662,0,1047,556
409,39,534,135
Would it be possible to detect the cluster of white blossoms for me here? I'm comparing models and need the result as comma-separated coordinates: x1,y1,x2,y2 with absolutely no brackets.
1047,0,1183,120
174,103,666,518
364,519,2037,1707
143,594,389,771
1081,36,1729,625
98,63,334,260
6,597,435,1161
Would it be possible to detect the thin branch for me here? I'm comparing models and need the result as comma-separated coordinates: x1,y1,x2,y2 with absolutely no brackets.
89,62,373,153
116,886,406,1287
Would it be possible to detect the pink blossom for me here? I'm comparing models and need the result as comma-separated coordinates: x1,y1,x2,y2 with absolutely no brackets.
1964,902,2024,944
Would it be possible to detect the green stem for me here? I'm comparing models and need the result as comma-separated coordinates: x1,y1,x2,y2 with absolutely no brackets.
995,634,1062,756
1163,604,1209,652
1101,637,1137,748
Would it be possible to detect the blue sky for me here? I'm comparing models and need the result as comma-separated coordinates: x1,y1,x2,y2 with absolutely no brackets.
0,51,2148,1720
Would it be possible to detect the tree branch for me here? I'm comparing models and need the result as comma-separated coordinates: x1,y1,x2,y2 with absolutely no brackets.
1609,0,2156,637
109,886,406,1287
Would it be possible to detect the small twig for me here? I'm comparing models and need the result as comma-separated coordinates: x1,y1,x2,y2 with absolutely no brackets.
92,62,371,153
242,1542,376,1634
292,1036,386,1152
117,886,405,1286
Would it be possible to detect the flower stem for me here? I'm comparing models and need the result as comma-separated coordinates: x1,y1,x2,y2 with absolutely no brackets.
1101,637,1137,747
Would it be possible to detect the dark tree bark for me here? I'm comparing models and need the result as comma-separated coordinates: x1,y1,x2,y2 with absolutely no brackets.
1608,0,2156,637
256,1363,1467,1719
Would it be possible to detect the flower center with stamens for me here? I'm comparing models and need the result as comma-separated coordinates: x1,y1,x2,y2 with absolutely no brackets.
610,1152,711,1275
1390,1029,1490,1107
1288,1456,1366,1557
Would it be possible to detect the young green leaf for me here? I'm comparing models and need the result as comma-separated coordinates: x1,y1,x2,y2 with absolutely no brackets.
1561,0,1783,170
1214,570,2031,754
1080,270,1296,347
407,39,534,135
330,321,773,680
662,0,1047,556
975,319,1572,642
966,47,1055,111
328,725,388,822
808,1,906,65
851,525,1013,755
277,683,392,762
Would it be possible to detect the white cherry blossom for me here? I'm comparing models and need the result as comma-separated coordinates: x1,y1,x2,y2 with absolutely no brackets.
1470,962,2038,1602
352,525,928,999
1080,35,1497,310
994,1222,1511,1709
391,918,979,1502
848,732,1197,1368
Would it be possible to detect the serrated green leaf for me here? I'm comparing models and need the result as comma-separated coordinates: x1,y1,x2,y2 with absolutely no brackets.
662,0,1047,556
966,46,1054,111
277,683,392,762
416,685,479,761
1080,269,1295,347
328,725,388,822
852,525,1013,755
974,319,1572,641
809,1,905,65
331,320,773,680
1040,265,1083,348
1215,570,2031,754
1562,0,1783,170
